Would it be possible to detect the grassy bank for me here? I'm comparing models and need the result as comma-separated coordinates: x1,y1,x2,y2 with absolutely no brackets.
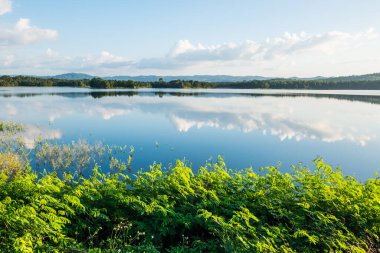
0,151,379,252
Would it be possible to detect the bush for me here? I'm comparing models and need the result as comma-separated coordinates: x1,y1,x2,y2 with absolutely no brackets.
0,155,379,252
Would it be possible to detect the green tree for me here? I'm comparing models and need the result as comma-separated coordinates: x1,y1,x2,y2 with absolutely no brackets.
88,78,112,89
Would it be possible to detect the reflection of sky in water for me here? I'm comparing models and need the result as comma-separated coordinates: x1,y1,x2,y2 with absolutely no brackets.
1,87,380,180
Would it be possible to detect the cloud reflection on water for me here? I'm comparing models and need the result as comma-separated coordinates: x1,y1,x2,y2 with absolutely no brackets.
1,93,379,146
20,125,62,149
162,98,374,146
0,123,62,149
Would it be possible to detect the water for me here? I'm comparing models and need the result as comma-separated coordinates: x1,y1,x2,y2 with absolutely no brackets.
1,87,380,180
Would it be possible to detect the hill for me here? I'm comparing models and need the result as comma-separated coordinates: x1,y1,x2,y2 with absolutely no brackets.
104,75,272,82
52,73,95,80
35,72,380,83
320,73,380,82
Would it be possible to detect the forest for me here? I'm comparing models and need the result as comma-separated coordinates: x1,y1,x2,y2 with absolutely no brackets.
2,75,380,89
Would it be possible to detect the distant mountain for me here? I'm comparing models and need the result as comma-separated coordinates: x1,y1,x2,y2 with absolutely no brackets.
320,73,380,82
42,72,380,82
104,75,272,82
289,76,326,81
44,73,272,82
52,73,95,80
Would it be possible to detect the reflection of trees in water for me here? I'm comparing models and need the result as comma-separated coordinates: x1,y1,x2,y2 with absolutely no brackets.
0,92,89,98
253,93,380,105
90,91,138,98
2,90,380,105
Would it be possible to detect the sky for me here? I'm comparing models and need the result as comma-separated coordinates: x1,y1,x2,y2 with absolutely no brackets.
0,0,380,77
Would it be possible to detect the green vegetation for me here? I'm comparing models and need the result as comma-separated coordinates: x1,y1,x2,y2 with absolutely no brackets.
0,152,379,252
0,122,379,252
0,76,214,89
0,121,24,134
2,75,380,89
217,79,380,90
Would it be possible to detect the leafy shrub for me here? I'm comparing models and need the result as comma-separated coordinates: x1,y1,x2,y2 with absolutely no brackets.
0,153,379,252
0,153,24,175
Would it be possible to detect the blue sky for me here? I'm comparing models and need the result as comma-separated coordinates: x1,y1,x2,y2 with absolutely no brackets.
1,0,380,76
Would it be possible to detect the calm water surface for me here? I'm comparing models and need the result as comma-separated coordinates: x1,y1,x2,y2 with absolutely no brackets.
1,87,380,180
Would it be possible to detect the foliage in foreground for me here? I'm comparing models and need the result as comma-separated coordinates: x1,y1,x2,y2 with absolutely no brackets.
0,153,379,252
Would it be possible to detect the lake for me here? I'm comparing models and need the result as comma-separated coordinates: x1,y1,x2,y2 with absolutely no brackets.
1,87,380,180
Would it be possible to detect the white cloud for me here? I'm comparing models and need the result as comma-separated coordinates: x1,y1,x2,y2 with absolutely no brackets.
135,28,380,76
46,48,58,58
137,39,261,69
139,29,379,69
261,28,378,59
0,0,12,16
0,18,58,45
81,50,132,69
39,50,133,74
1,28,380,76
0,49,133,75
169,39,260,61
2,54,14,66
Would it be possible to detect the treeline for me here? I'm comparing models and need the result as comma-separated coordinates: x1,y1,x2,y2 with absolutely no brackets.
0,75,87,87
0,76,214,89
2,75,380,89
218,79,380,89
